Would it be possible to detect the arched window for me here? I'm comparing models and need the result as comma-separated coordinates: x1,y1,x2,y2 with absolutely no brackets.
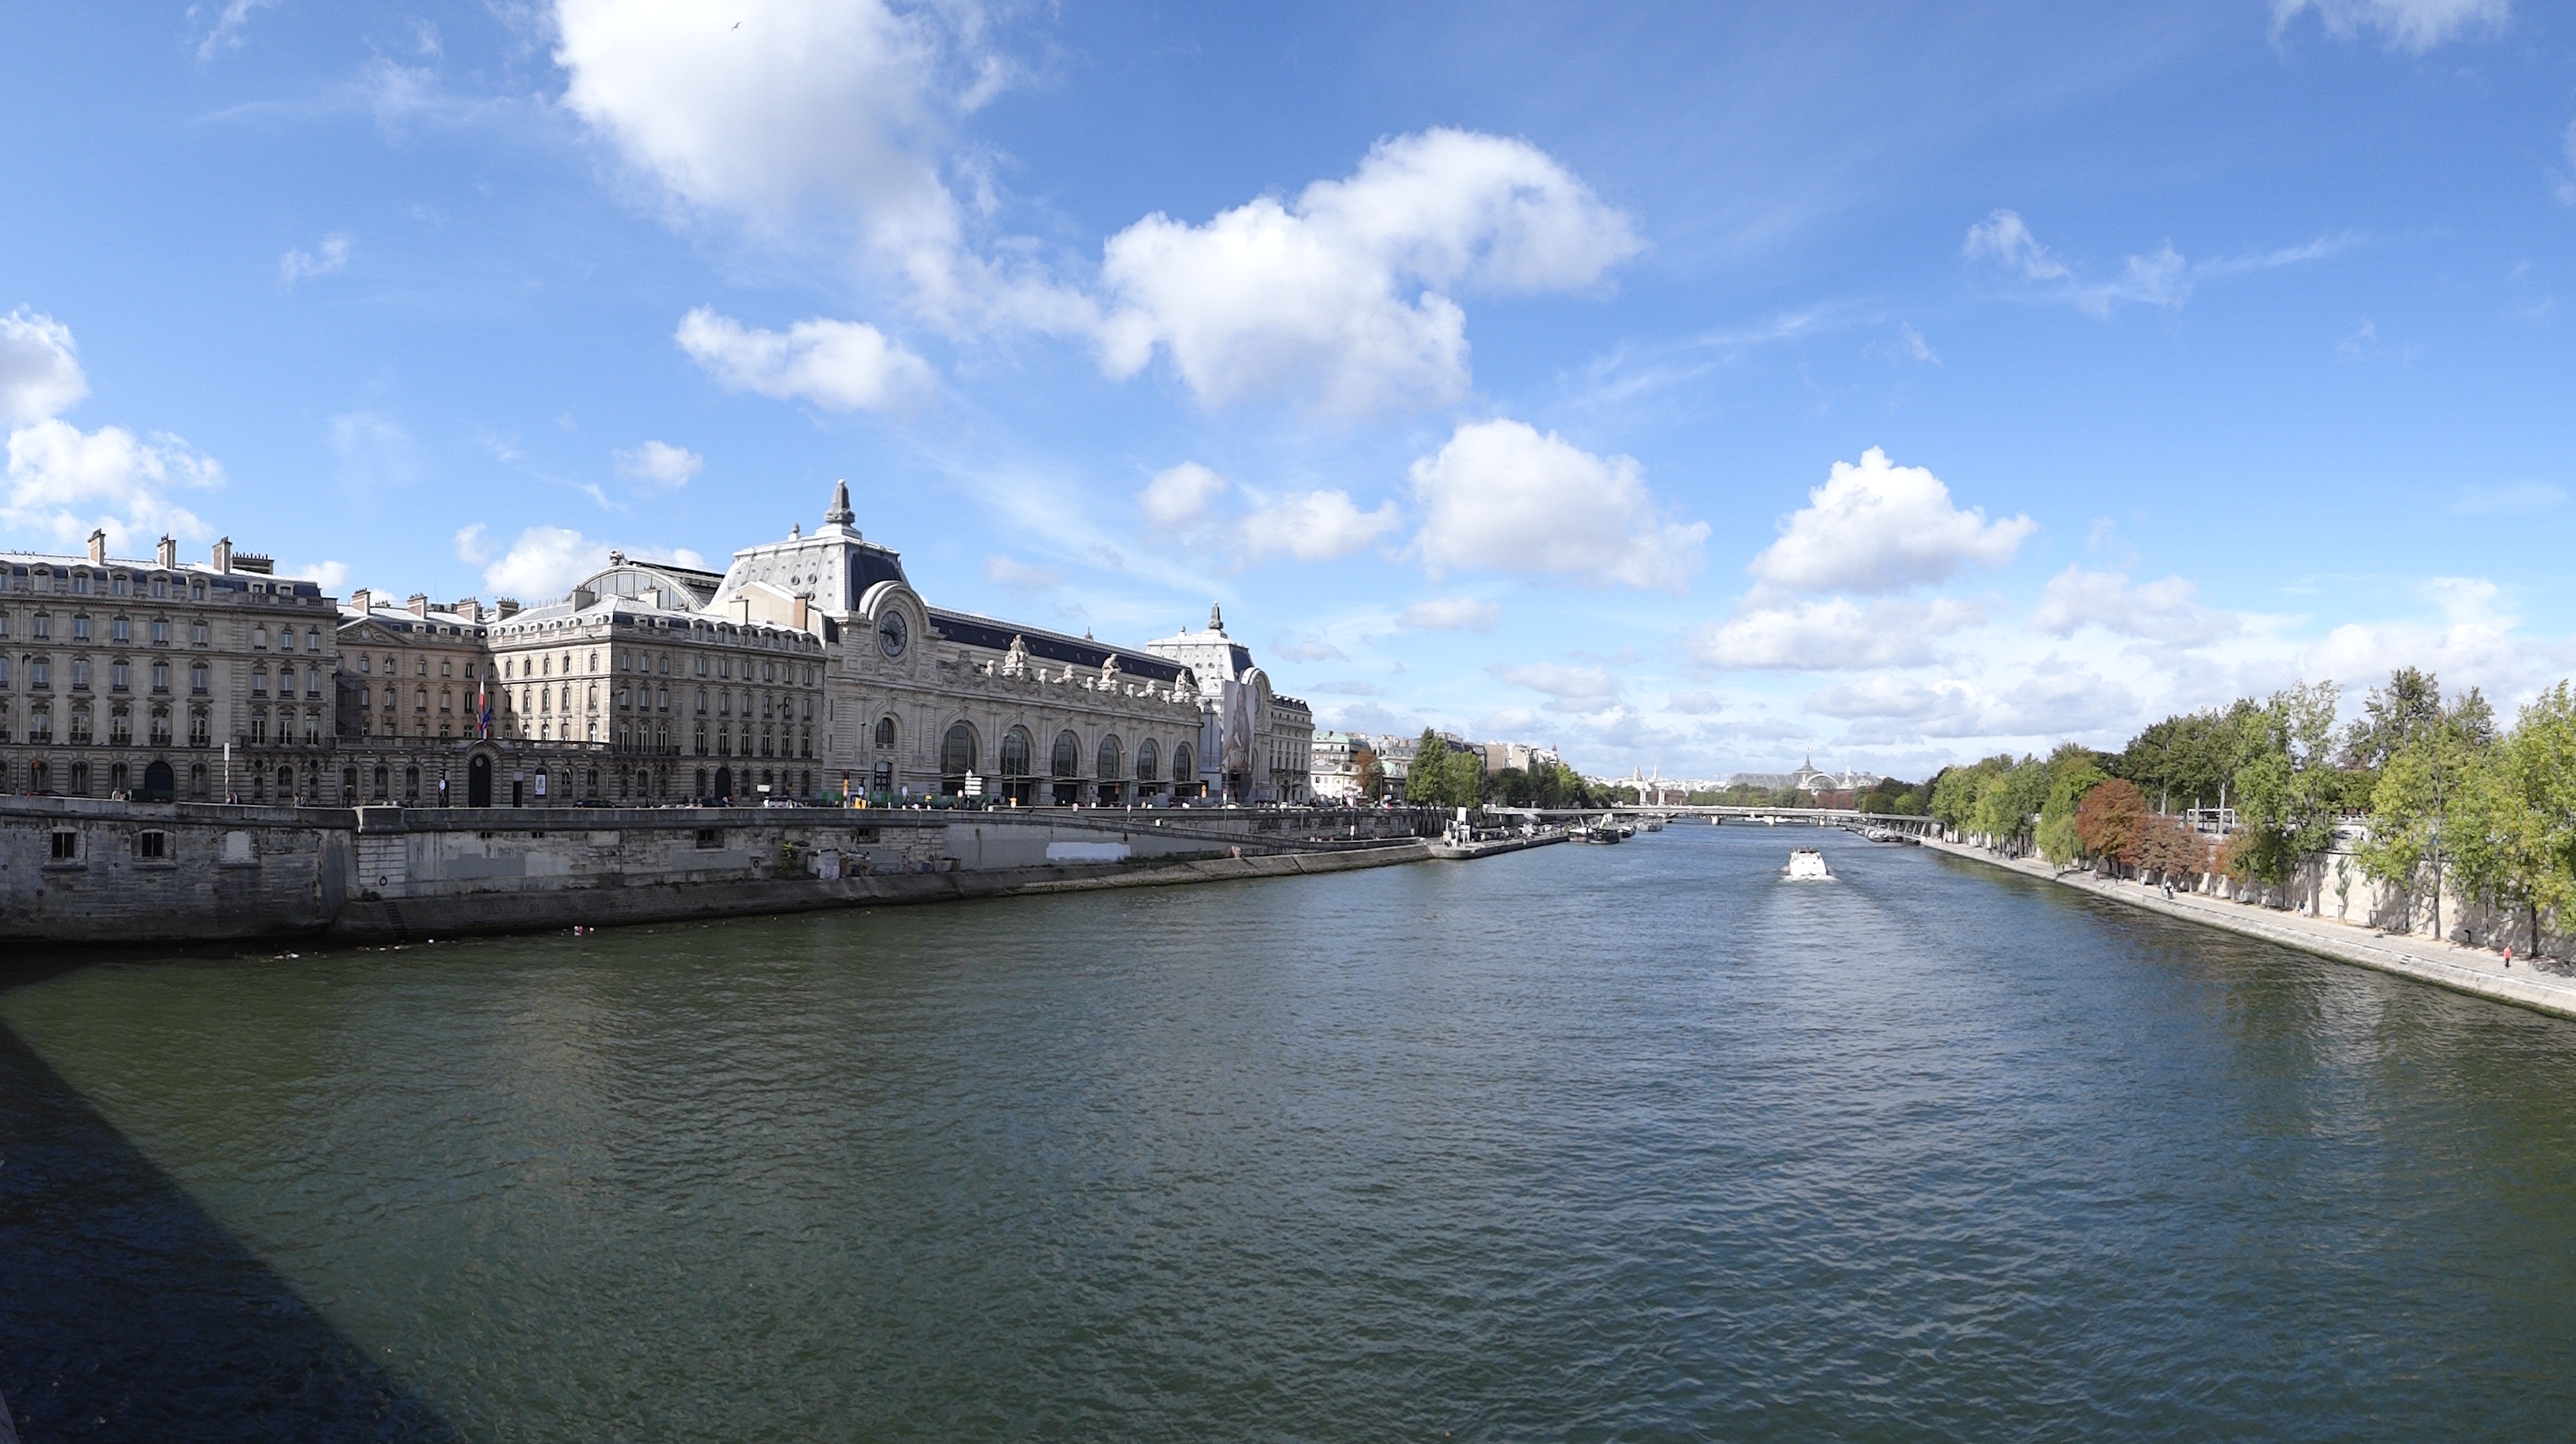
1172,742,1194,784
1097,734,1122,780
1135,739,1159,782
999,727,1032,777
942,722,977,778
1051,730,1080,778
874,716,898,748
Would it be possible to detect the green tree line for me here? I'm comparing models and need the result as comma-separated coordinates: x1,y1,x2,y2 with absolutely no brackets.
1922,669,2576,944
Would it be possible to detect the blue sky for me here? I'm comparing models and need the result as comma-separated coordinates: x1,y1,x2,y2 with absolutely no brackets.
3,0,2571,780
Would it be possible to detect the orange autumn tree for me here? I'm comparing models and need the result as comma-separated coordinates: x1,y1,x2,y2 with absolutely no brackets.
2073,777,2150,866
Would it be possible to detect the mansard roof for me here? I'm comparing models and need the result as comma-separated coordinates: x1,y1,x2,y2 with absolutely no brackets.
925,607,1186,684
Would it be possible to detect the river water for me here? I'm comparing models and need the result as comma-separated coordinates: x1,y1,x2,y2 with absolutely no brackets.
6,824,2576,1440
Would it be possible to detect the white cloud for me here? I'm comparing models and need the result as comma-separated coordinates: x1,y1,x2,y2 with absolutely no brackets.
1240,489,1402,563
1667,690,1724,714
1964,210,2069,281
2272,0,2507,52
278,232,352,289
557,0,964,295
1134,461,1398,566
1689,596,1985,671
281,560,352,593
1270,636,1346,663
1899,323,1939,364
981,553,1064,595
1138,462,1229,528
1493,662,1621,711
1806,666,2141,739
5,417,223,553
613,439,704,489
194,0,281,62
675,308,933,412
457,524,705,602
2301,578,2529,699
2030,566,2238,645
1748,447,2032,594
1098,129,1639,414
1410,419,1706,591
0,310,220,551
1397,596,1502,633
329,410,421,487
0,309,88,425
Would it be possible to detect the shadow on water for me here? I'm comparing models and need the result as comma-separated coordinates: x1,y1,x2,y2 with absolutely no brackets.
0,961,456,1442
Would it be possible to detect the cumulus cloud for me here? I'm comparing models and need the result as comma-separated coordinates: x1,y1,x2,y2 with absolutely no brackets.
2301,577,2529,699
675,308,932,412
613,439,704,488
1097,129,1639,414
281,560,352,593
1137,461,1229,528
1806,666,2141,739
1493,661,1621,711
0,310,89,425
278,232,352,289
1,309,220,551
2272,0,2507,51
1748,447,2032,595
1136,461,1398,566
457,523,705,601
1410,419,1706,591
981,553,1064,595
1240,489,1402,563
1398,596,1502,633
1689,596,1985,671
2030,566,2238,645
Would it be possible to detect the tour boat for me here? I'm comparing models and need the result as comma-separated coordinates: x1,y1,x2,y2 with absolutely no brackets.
1785,847,1833,881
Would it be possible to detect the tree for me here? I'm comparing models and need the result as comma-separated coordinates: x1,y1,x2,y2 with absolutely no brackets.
1352,745,1386,801
2117,701,2260,814
2133,813,2211,884
2356,673,2499,936
2037,743,2113,865
2229,681,2346,892
2073,778,2149,867
1969,755,2048,851
1408,730,1483,809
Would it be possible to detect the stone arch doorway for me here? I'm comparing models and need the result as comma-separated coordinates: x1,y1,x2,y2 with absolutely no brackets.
714,764,734,802
140,759,175,804
468,753,494,808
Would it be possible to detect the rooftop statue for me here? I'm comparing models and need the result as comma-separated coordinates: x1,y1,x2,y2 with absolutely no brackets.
999,634,1030,678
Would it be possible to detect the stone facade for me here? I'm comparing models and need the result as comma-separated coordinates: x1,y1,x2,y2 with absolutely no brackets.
0,532,339,804
1141,604,1315,804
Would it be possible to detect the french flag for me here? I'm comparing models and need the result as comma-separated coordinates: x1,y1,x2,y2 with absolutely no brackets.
478,679,491,739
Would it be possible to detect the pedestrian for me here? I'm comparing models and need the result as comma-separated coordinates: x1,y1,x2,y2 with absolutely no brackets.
2505,945,2514,970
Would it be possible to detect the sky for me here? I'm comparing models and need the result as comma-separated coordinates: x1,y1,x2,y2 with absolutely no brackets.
2,0,2571,781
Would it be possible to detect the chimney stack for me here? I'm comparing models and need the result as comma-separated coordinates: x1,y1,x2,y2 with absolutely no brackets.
497,598,521,620
156,535,178,569
792,595,810,632
87,529,106,566
407,593,430,617
350,587,372,612
211,537,232,573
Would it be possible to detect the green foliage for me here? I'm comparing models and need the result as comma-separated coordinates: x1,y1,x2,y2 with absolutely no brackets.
2229,681,2347,886
1967,756,2048,847
1855,776,1931,815
2037,743,2113,864
2116,700,2260,812
1407,730,1485,809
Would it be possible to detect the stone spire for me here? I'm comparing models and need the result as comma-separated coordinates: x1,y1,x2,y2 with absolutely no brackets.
1208,601,1225,633
824,478,854,526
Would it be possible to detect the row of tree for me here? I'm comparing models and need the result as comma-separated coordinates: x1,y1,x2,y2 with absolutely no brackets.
1923,669,2576,941
1341,731,1624,811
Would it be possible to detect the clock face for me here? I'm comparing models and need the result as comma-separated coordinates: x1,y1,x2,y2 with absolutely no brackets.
878,611,908,658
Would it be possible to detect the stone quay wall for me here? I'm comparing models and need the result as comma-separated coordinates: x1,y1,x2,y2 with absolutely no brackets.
0,798,1434,945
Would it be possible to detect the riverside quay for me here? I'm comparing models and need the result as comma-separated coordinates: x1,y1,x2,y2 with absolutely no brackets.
0,481,1314,811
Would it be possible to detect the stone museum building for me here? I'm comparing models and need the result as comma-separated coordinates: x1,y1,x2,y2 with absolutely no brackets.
0,484,1314,808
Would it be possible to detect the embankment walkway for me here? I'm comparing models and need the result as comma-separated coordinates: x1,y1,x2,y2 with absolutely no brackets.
1921,836,2576,1022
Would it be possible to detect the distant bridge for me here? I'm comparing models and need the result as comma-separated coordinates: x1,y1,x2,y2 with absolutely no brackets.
1487,805,1941,838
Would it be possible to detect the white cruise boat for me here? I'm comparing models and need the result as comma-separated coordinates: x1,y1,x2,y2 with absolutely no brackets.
1785,847,1833,881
